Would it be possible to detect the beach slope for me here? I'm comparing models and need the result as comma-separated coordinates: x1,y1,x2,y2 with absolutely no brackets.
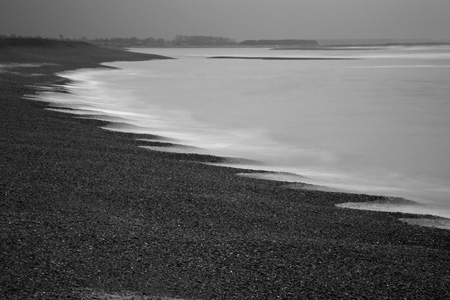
1,38,450,299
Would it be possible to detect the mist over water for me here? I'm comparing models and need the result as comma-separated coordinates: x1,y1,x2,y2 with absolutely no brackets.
35,46,450,219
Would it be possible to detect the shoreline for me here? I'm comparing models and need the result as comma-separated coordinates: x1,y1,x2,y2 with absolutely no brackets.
208,56,357,60
2,39,450,299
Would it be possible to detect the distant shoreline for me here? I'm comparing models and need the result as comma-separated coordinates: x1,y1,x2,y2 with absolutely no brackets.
208,56,357,60
128,42,450,50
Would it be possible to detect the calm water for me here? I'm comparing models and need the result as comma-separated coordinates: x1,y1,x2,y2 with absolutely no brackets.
36,46,450,219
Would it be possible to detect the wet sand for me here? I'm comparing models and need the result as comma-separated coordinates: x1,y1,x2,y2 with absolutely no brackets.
1,38,450,299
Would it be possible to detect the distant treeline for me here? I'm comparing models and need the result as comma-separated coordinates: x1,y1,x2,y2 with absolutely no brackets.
239,39,318,46
0,34,167,47
172,37,320,46
89,37,166,47
1,34,320,47
1,34,49,39
173,35,236,45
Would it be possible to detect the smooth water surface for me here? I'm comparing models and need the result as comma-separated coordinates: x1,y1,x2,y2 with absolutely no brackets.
34,46,450,218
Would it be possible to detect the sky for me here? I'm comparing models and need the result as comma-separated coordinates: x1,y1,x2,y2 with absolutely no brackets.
1,0,449,41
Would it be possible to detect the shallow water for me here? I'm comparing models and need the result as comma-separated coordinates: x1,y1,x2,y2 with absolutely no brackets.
32,46,450,219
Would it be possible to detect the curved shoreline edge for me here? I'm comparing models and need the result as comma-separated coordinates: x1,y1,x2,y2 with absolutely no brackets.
32,67,450,224
2,39,450,299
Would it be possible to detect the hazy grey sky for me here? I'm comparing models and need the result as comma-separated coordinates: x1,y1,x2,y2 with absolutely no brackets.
1,0,449,40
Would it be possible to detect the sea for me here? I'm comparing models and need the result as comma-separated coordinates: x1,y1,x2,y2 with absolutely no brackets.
33,46,450,223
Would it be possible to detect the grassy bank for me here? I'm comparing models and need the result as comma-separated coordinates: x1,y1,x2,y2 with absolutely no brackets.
1,38,450,299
